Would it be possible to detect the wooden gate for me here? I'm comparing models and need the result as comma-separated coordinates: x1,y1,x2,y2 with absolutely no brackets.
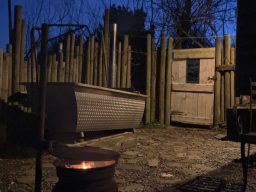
171,48,215,125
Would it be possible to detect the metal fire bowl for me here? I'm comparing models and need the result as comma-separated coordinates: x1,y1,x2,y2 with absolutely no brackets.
25,83,146,133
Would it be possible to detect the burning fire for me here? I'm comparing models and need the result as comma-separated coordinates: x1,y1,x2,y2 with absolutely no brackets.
55,159,115,170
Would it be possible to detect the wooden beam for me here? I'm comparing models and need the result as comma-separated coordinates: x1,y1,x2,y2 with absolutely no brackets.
171,115,213,125
165,38,173,126
173,48,215,59
150,38,156,122
145,34,151,124
172,83,214,93
216,64,235,72
224,34,231,115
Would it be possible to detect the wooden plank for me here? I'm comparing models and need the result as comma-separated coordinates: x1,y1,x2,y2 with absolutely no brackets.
126,45,131,88
94,42,98,85
216,64,235,72
51,54,57,82
75,45,80,83
145,34,151,124
150,38,156,122
172,60,181,83
116,42,121,88
173,48,215,59
6,44,12,96
159,33,166,125
172,83,214,93
165,38,173,126
197,93,206,118
65,35,71,82
200,59,215,84
178,60,186,83
171,115,213,125
13,5,22,92
19,19,26,91
78,36,83,83
90,36,95,84
121,35,128,88
57,43,64,82
230,48,235,107
214,37,221,125
2,54,9,102
98,41,103,86
86,37,91,84
69,33,75,82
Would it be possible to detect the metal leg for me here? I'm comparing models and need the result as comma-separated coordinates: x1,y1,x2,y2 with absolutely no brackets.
241,141,247,192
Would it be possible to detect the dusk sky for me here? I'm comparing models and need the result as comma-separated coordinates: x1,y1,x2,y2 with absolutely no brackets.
0,0,236,50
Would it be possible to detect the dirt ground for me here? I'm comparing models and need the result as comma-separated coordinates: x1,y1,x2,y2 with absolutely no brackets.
0,126,255,192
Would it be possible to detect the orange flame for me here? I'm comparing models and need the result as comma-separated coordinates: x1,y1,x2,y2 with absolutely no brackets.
56,160,115,170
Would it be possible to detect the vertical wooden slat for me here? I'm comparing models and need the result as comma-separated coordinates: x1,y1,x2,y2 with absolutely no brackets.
57,43,63,82
94,42,99,85
165,38,173,126
230,47,235,107
220,48,225,122
51,54,57,82
104,9,110,86
73,58,77,83
121,35,129,88
47,55,52,82
224,34,231,119
75,45,80,83
214,37,222,125
69,33,75,82
19,19,26,90
90,36,95,84
126,45,131,88
27,58,31,83
65,35,71,82
116,42,122,88
150,37,156,122
159,33,166,125
7,44,12,96
23,60,27,84
13,5,22,92
86,37,91,84
145,34,152,124
98,41,103,86
2,54,9,102
0,49,3,99
78,36,83,83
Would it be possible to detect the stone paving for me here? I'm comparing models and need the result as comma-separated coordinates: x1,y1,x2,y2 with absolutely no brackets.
1,126,256,192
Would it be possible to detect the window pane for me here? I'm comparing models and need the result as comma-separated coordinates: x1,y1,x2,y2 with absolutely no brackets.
186,59,200,83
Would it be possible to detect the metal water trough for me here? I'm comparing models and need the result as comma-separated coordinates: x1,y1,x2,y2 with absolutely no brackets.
25,83,146,136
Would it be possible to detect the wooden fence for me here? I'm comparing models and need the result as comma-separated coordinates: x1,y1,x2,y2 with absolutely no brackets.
0,5,236,128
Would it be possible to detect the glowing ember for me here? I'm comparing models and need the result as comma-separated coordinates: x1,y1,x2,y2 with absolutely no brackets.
54,159,115,170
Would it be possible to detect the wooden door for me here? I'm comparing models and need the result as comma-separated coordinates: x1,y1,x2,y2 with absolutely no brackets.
171,48,215,125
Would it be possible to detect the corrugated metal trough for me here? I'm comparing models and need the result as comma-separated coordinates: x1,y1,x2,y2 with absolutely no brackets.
25,83,146,135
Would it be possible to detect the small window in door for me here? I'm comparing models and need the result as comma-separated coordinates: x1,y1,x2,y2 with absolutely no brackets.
186,59,200,83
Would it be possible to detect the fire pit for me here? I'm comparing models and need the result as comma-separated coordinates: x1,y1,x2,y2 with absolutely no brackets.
50,141,119,192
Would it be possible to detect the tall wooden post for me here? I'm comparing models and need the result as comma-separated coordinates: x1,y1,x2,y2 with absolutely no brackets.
145,34,152,124
165,38,173,126
65,35,70,82
51,54,57,82
94,42,99,85
121,35,129,88
98,41,103,86
69,34,75,82
19,19,26,90
224,34,231,119
13,5,22,92
58,43,64,82
7,44,12,96
86,37,91,84
78,36,83,83
90,36,95,84
150,38,156,122
159,34,166,125
116,42,122,88
126,45,131,88
103,9,110,87
214,37,221,125
230,48,235,107
2,54,9,102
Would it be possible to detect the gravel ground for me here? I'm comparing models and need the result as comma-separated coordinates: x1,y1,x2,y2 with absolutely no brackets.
0,126,255,192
